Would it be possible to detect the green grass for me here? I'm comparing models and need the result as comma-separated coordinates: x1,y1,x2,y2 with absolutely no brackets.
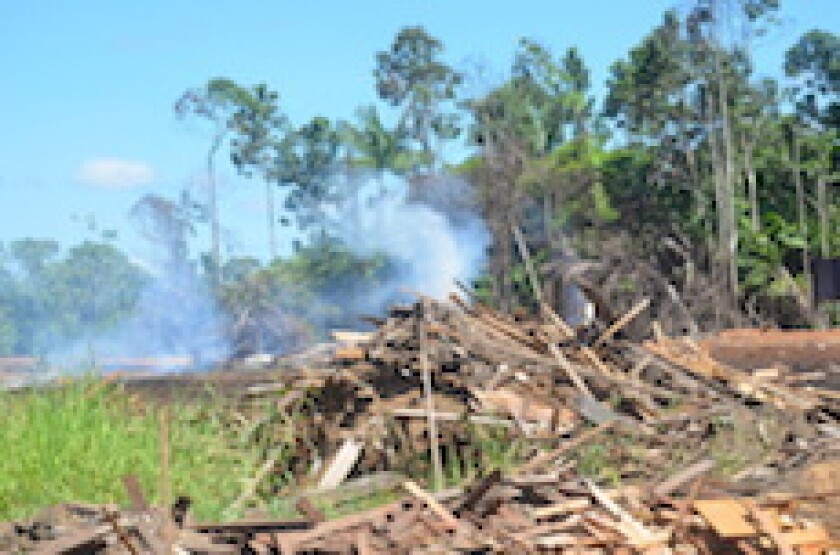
6,376,775,526
0,376,266,522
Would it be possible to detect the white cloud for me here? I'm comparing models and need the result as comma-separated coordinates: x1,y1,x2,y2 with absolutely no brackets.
76,158,155,188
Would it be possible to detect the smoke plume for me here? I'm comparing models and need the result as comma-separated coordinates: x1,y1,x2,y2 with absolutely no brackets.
327,171,490,309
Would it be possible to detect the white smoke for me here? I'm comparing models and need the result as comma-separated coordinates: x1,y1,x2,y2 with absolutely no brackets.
327,171,490,304
43,259,228,373
42,172,490,371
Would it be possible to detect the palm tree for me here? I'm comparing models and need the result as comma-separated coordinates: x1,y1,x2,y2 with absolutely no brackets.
341,105,416,227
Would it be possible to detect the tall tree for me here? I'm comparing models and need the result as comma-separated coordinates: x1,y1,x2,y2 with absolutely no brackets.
686,0,781,303
374,26,463,169
227,83,288,260
175,78,249,286
130,191,202,277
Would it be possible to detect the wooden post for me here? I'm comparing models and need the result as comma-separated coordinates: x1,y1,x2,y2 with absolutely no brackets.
159,406,174,554
159,407,171,511
420,299,444,492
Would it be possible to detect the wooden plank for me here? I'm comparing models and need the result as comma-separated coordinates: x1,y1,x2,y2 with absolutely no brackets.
575,394,620,425
515,421,616,475
652,459,715,498
318,438,363,490
402,480,461,530
122,475,149,512
420,299,444,492
294,497,326,524
744,500,794,555
355,528,373,555
334,346,366,361
177,529,240,553
596,297,651,346
103,511,138,555
530,498,591,519
543,333,594,397
692,499,757,537
331,331,375,344
29,525,109,555
455,469,502,515
779,526,831,546
228,446,287,513
584,479,666,547
188,519,312,533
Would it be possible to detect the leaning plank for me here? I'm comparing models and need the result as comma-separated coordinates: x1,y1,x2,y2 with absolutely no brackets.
403,480,461,530
511,225,546,305
122,475,149,512
596,297,651,346
103,511,139,555
295,497,326,523
542,331,593,397
515,421,616,475
227,446,286,514
318,438,363,490
455,469,502,515
584,479,667,548
652,458,716,499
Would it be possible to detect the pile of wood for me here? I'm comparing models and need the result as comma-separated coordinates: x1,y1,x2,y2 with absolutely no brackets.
4,464,837,553
283,293,838,488
3,289,839,553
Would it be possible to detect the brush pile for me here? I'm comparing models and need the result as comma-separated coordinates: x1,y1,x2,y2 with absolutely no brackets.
3,294,839,553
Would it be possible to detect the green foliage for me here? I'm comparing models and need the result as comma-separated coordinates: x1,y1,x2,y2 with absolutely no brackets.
0,240,147,356
45,242,147,337
785,29,840,128
274,116,344,230
374,26,462,161
340,105,426,175
218,237,398,352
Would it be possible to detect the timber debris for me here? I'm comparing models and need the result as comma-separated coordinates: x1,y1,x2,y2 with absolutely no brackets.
2,293,839,553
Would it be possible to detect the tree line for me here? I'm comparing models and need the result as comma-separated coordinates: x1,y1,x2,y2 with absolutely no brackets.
2,0,838,356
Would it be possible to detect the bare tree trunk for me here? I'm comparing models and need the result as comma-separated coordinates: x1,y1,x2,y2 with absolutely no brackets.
266,180,277,260
792,135,811,300
742,135,760,232
714,46,739,305
207,138,222,287
705,82,726,294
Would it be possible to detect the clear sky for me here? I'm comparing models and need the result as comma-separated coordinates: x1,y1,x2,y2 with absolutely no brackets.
1,0,836,263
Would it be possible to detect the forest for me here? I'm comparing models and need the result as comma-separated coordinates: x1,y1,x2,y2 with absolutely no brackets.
1,0,837,361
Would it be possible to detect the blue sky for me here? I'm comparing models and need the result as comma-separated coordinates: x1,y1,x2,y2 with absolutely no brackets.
1,0,836,263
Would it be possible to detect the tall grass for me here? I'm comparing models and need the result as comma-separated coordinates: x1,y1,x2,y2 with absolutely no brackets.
0,377,265,521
